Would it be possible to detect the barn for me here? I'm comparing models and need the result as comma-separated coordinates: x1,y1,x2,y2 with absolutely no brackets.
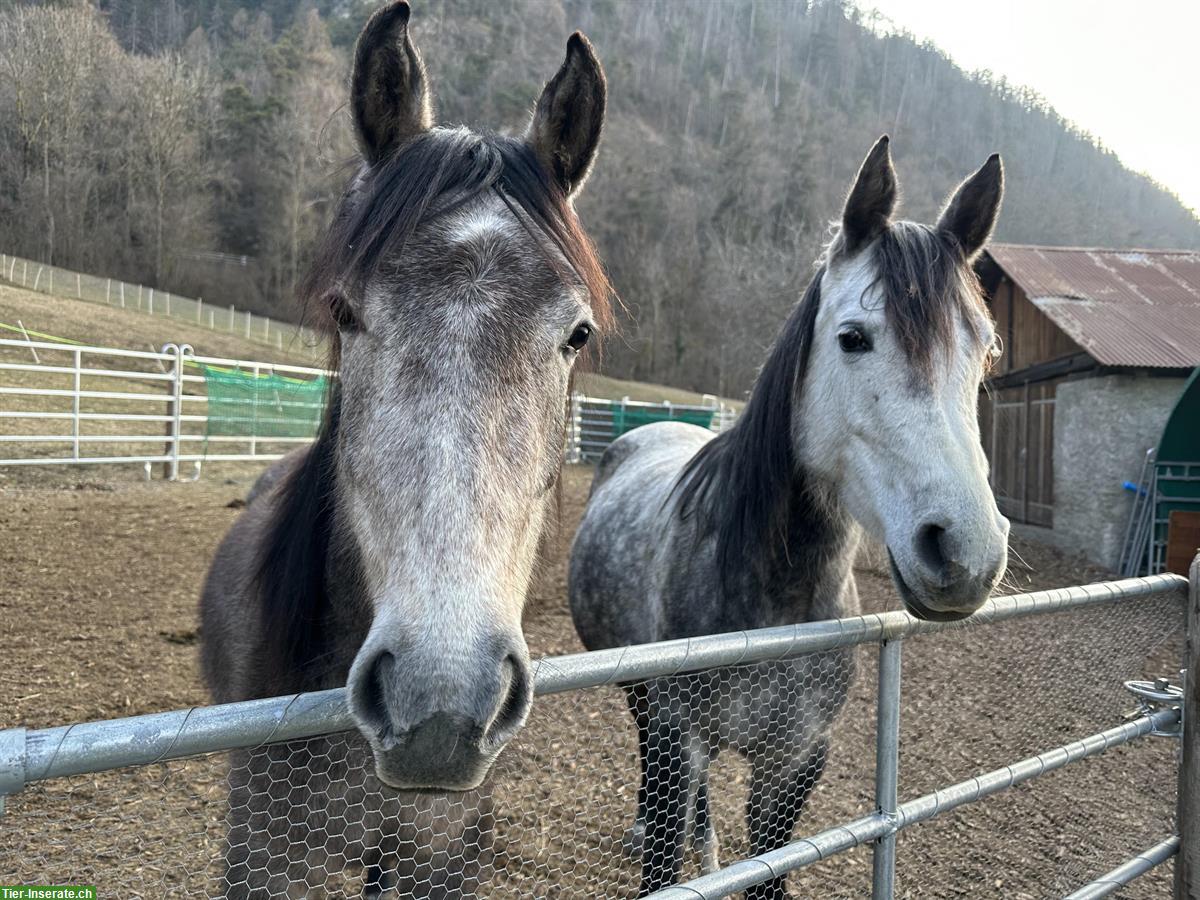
975,243,1200,570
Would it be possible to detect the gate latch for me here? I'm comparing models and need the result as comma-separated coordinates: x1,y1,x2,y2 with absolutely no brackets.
1124,673,1184,737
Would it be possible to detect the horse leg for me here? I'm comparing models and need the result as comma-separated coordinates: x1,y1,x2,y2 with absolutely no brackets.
222,743,324,899
744,736,830,900
623,682,651,859
690,746,720,874
638,713,693,896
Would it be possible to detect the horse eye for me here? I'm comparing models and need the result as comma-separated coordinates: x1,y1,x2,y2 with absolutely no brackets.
328,292,358,332
566,324,592,353
838,327,872,353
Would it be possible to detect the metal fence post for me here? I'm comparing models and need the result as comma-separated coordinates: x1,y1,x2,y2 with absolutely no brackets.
1177,553,1199,900
567,392,583,464
0,726,26,816
161,344,184,481
250,363,260,458
872,637,902,899
71,348,82,461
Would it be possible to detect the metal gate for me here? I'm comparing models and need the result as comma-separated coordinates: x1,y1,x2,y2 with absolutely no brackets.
0,574,1192,898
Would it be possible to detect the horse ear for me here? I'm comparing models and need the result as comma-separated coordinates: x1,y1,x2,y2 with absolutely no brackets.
351,1,432,166
937,154,1004,260
841,135,897,255
526,32,606,198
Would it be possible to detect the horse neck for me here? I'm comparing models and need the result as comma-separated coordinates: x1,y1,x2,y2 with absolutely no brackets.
757,472,859,624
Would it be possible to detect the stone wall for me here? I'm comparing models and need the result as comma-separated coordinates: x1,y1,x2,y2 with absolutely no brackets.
1049,373,1186,570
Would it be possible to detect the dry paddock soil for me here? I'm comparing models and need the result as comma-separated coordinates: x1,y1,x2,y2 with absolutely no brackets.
0,463,1186,899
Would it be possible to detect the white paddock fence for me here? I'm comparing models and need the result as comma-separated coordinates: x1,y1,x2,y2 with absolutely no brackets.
0,573,1194,898
0,251,320,354
0,337,329,479
0,337,736,476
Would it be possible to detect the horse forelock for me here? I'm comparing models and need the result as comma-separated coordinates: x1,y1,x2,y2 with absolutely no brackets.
299,127,612,361
869,221,991,380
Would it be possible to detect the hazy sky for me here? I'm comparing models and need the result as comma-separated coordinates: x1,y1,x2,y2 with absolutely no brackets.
864,0,1200,217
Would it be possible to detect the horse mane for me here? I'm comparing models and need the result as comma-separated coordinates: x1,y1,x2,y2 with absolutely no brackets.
672,269,822,590
254,128,613,678
253,393,341,680
674,222,989,592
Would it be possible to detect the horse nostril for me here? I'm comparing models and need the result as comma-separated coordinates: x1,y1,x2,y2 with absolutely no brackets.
359,650,397,740
485,653,531,747
915,522,949,576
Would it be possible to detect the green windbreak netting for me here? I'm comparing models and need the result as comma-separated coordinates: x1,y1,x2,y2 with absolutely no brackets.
203,365,327,438
611,404,713,439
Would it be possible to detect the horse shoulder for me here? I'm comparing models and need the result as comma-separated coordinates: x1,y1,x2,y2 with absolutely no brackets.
200,450,312,703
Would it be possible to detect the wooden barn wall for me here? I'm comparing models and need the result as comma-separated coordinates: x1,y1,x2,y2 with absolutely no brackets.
980,378,1060,528
989,279,1082,374
978,277,1088,527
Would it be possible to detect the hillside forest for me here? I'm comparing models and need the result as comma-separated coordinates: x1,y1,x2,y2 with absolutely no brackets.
1,0,1197,396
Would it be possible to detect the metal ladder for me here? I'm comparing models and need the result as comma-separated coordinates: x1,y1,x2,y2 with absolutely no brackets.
1118,448,1156,577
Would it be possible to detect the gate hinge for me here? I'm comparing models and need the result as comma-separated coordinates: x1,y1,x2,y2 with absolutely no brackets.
1124,672,1184,737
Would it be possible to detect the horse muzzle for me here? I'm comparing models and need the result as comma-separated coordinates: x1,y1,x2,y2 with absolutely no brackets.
347,631,533,791
887,515,1008,621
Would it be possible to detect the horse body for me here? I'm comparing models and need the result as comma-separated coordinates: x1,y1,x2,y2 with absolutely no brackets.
570,413,859,899
569,138,1009,898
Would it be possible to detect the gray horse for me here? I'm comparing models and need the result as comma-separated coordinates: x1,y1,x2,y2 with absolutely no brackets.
200,2,610,895
568,137,1010,898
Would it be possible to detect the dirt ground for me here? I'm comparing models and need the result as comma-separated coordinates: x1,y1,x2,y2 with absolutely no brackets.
0,462,1186,899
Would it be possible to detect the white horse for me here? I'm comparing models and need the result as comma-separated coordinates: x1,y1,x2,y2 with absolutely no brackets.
569,137,1010,898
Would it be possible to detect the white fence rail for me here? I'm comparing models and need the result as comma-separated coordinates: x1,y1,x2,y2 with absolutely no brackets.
0,337,329,478
0,250,321,354
0,337,737,476
0,574,1191,897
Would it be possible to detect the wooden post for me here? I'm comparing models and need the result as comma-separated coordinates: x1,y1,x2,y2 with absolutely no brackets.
1178,553,1199,900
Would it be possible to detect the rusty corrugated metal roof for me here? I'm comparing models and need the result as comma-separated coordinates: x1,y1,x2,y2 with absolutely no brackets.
986,243,1200,368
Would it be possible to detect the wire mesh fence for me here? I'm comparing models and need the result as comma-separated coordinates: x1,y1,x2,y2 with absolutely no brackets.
0,576,1190,899
569,395,738,464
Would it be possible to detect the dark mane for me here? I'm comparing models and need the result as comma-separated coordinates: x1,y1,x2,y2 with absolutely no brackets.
256,129,613,676
672,269,822,589
253,393,341,680
675,223,990,591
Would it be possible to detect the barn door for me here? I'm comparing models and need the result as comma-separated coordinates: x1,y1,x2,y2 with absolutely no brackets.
981,382,1055,527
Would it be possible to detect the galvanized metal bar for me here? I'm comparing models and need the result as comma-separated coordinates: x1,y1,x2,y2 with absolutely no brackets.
19,689,352,784
531,576,1186,695
1178,554,1199,899
1065,836,1179,899
647,813,895,899
871,639,902,900
648,708,1179,899
894,707,1179,830
0,726,26,814
0,577,1185,790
